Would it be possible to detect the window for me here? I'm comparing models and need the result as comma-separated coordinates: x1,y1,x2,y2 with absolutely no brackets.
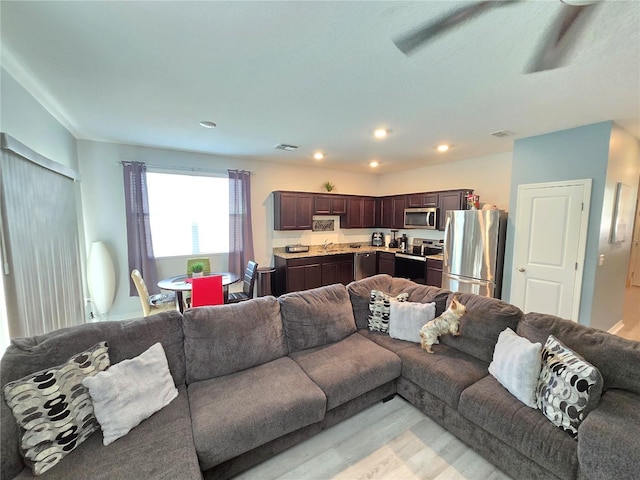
146,172,229,257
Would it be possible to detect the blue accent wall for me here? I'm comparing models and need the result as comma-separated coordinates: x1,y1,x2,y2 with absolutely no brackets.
503,122,612,325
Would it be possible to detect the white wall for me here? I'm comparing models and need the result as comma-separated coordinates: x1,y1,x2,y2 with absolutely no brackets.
379,152,513,211
0,68,78,170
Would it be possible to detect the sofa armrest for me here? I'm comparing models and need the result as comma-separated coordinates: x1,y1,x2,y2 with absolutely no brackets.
578,389,640,480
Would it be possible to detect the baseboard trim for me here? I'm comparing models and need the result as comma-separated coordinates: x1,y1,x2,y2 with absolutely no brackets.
608,320,624,335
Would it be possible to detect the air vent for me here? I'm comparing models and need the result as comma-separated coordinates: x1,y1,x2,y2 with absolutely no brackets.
491,130,514,138
273,143,299,151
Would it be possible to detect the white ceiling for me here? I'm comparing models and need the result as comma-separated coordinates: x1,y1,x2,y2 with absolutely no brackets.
1,1,639,174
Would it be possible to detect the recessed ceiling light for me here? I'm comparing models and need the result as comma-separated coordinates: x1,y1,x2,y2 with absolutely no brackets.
313,152,324,160
199,120,217,129
437,144,450,152
373,129,388,139
369,161,379,168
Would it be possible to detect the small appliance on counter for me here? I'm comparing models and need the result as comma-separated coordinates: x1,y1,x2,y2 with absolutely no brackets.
398,234,409,252
285,244,309,253
388,230,399,248
371,232,384,246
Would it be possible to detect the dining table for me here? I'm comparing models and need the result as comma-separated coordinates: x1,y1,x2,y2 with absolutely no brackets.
157,272,240,312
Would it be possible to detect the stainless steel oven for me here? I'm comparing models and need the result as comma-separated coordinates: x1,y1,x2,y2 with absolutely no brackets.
394,252,427,284
394,238,443,284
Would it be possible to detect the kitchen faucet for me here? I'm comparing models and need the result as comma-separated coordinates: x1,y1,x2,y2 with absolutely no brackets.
323,239,334,251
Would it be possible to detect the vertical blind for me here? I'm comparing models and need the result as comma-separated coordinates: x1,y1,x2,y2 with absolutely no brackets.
1,134,84,338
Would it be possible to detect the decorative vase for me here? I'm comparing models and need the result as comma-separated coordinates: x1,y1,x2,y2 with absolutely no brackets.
87,241,116,315
192,272,204,278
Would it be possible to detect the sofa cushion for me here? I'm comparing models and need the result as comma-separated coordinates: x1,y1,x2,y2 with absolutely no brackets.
488,328,542,408
367,290,409,332
439,293,523,363
82,343,178,446
290,333,401,410
459,375,578,480
357,329,416,353
518,312,640,395
1,311,187,387
537,335,603,439
396,344,488,409
279,283,356,353
183,296,286,382
392,279,451,317
578,389,640,480
188,357,326,470
11,384,201,480
3,342,110,476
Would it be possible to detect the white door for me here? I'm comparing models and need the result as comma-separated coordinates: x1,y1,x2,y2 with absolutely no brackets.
511,180,592,320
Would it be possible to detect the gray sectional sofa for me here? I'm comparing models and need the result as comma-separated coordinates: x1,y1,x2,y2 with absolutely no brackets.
2,275,639,480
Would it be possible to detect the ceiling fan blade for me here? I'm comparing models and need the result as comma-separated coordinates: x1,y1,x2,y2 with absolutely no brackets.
527,2,597,73
393,0,520,56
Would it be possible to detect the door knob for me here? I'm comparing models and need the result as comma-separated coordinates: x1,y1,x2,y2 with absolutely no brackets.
518,267,526,272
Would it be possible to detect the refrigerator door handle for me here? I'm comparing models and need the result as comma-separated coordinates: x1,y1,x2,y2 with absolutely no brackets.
442,273,496,297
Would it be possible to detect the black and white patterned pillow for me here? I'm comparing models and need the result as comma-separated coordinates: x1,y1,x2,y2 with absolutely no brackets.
536,335,603,439
367,290,409,333
3,342,110,475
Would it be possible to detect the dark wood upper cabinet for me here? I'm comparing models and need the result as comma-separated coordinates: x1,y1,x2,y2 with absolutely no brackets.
274,189,472,231
437,190,472,230
406,193,437,208
273,191,313,230
393,196,406,229
341,196,377,229
314,195,347,215
363,197,376,228
379,195,405,229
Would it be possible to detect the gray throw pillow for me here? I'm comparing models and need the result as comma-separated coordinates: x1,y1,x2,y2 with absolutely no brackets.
2,341,110,475
537,335,603,439
488,328,542,408
82,342,178,445
368,290,408,333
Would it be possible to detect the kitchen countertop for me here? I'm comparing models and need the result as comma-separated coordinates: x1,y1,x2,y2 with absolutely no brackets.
273,243,443,261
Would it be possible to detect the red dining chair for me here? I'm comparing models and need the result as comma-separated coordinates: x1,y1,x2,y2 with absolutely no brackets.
190,275,224,307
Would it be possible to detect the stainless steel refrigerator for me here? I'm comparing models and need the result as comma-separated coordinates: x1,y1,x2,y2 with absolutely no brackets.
442,209,507,298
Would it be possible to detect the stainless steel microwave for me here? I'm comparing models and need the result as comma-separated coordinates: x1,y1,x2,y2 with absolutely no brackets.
404,207,438,229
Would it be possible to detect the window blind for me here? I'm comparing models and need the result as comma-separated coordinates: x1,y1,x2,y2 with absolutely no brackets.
1,134,84,338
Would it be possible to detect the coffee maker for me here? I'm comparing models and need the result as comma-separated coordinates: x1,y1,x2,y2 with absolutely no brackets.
399,234,409,252
388,230,399,248
371,232,384,246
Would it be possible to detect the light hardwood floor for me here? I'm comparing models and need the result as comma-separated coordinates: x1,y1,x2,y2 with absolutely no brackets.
618,286,640,342
235,397,511,480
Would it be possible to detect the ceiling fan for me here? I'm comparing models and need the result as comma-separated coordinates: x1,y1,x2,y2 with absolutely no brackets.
393,0,599,73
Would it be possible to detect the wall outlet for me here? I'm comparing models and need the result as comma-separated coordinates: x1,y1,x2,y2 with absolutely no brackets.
598,254,605,266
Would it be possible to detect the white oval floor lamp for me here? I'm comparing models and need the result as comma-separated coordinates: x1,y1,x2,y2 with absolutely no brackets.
87,241,116,315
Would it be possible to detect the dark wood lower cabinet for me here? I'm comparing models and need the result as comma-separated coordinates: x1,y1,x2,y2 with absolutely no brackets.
377,251,395,276
274,254,354,295
322,254,355,286
426,258,443,287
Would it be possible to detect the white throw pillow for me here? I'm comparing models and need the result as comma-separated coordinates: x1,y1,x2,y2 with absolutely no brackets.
488,328,542,408
389,301,436,343
82,342,178,445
